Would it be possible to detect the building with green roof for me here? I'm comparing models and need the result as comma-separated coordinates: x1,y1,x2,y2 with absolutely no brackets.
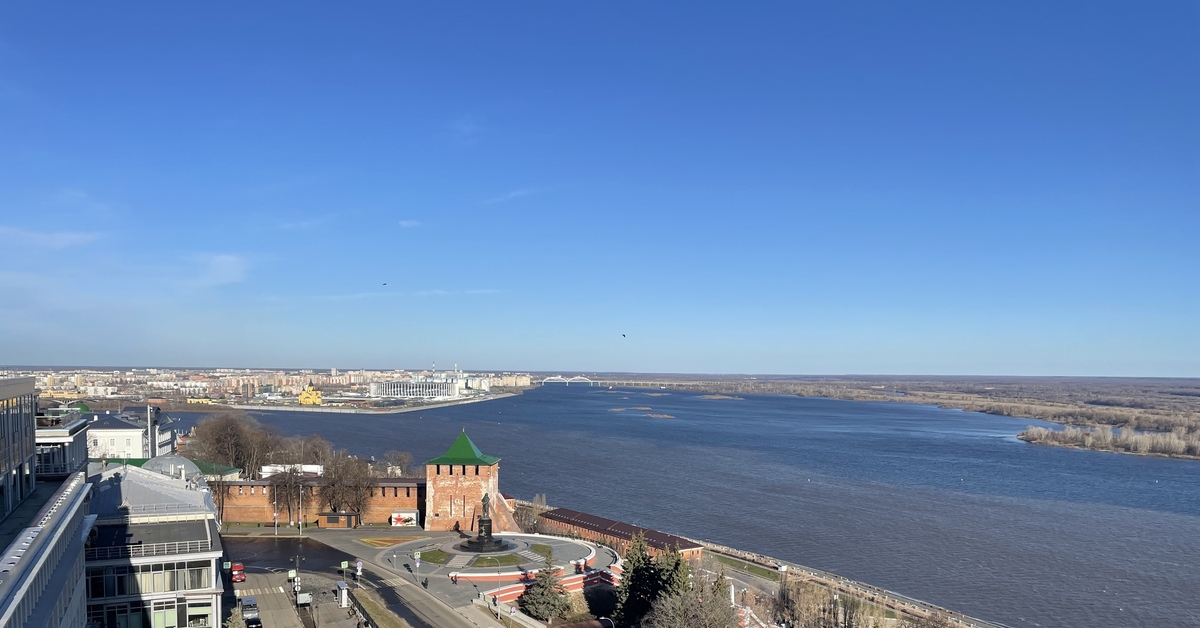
425,430,500,466
425,431,516,532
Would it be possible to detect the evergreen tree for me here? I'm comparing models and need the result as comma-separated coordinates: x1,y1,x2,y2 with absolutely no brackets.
520,552,569,621
644,574,739,628
655,545,691,599
615,532,660,627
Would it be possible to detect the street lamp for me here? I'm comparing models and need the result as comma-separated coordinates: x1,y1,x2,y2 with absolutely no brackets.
291,554,306,608
479,556,505,624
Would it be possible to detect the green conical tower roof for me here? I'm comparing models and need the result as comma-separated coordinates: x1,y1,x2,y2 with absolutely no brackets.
426,431,500,466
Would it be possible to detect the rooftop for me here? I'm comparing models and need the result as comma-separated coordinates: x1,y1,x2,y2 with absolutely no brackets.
540,508,703,551
89,460,217,523
426,431,500,466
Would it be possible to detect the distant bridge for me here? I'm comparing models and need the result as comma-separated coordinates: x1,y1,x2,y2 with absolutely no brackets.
538,376,595,386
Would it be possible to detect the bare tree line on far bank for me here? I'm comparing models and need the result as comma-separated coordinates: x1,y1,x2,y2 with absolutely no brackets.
592,375,1200,460
1018,425,1200,459
183,411,419,522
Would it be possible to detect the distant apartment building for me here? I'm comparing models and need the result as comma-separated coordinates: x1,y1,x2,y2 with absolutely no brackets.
86,457,224,628
86,408,177,460
0,377,95,628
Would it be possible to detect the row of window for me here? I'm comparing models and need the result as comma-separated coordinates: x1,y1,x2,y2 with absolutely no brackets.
87,561,214,598
434,464,481,476
235,485,412,498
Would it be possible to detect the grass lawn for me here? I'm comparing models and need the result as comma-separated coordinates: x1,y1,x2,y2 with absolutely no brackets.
352,589,413,628
470,553,526,568
530,543,554,558
712,554,780,581
418,549,451,565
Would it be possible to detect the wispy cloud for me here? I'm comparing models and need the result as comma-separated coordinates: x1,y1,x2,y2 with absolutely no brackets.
282,214,336,230
484,188,541,204
192,254,248,287
0,226,103,249
398,220,420,228
413,288,500,297
52,189,119,217
313,288,499,301
446,115,482,146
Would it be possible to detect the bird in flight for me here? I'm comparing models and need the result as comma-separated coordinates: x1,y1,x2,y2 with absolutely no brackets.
622,334,626,338
382,283,388,286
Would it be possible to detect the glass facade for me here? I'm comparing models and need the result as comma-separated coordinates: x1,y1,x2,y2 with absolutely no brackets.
0,388,37,518
86,560,214,599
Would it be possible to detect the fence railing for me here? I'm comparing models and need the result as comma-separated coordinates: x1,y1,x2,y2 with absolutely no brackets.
86,539,212,560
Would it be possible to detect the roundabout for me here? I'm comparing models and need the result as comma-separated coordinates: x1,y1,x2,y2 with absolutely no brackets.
375,532,616,584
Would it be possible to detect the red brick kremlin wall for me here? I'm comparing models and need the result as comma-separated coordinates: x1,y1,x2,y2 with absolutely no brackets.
219,478,424,527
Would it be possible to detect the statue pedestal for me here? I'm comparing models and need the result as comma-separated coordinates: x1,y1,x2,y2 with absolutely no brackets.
458,515,512,553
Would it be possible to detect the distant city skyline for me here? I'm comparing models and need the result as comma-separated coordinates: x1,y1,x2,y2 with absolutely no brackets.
1,3,1196,376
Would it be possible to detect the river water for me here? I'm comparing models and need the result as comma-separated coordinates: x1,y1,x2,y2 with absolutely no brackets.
183,386,1200,627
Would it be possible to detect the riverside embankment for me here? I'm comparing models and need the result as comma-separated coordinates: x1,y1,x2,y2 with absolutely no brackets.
213,386,1200,628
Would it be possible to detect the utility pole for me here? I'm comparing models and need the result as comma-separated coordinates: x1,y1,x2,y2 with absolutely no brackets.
298,441,305,537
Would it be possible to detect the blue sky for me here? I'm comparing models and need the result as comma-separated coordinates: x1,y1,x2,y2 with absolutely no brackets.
1,2,1196,375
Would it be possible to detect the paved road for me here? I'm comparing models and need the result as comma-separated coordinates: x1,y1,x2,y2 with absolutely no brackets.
224,534,483,628
234,572,303,628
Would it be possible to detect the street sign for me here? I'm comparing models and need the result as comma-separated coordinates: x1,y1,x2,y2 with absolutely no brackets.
288,569,297,579
415,559,420,568
413,551,421,560
510,606,516,616
294,584,301,593
341,561,349,569
294,577,301,586
223,562,231,570
356,561,363,575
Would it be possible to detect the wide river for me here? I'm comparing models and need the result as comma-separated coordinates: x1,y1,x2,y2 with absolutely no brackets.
185,386,1200,627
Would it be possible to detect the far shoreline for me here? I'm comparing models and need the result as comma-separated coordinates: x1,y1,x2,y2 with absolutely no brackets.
226,391,519,415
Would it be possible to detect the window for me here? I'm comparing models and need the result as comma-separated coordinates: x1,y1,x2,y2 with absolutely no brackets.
92,439,98,447
475,465,479,475
250,486,255,494
238,486,243,495
263,486,268,497
436,465,440,475
406,487,411,498
126,439,131,447
109,439,115,446
393,487,398,497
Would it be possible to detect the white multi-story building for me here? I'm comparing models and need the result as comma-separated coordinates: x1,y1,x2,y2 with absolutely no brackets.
86,408,177,460
86,457,224,628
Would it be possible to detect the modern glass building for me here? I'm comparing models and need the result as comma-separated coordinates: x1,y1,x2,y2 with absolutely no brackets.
0,378,37,518
0,377,95,628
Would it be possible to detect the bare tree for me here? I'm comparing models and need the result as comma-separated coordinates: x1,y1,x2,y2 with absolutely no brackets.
269,466,304,524
382,450,414,477
320,451,373,515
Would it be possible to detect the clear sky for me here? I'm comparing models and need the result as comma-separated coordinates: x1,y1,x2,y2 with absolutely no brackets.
0,3,1196,376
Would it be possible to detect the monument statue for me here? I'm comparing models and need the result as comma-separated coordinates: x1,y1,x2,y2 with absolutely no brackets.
458,491,509,553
